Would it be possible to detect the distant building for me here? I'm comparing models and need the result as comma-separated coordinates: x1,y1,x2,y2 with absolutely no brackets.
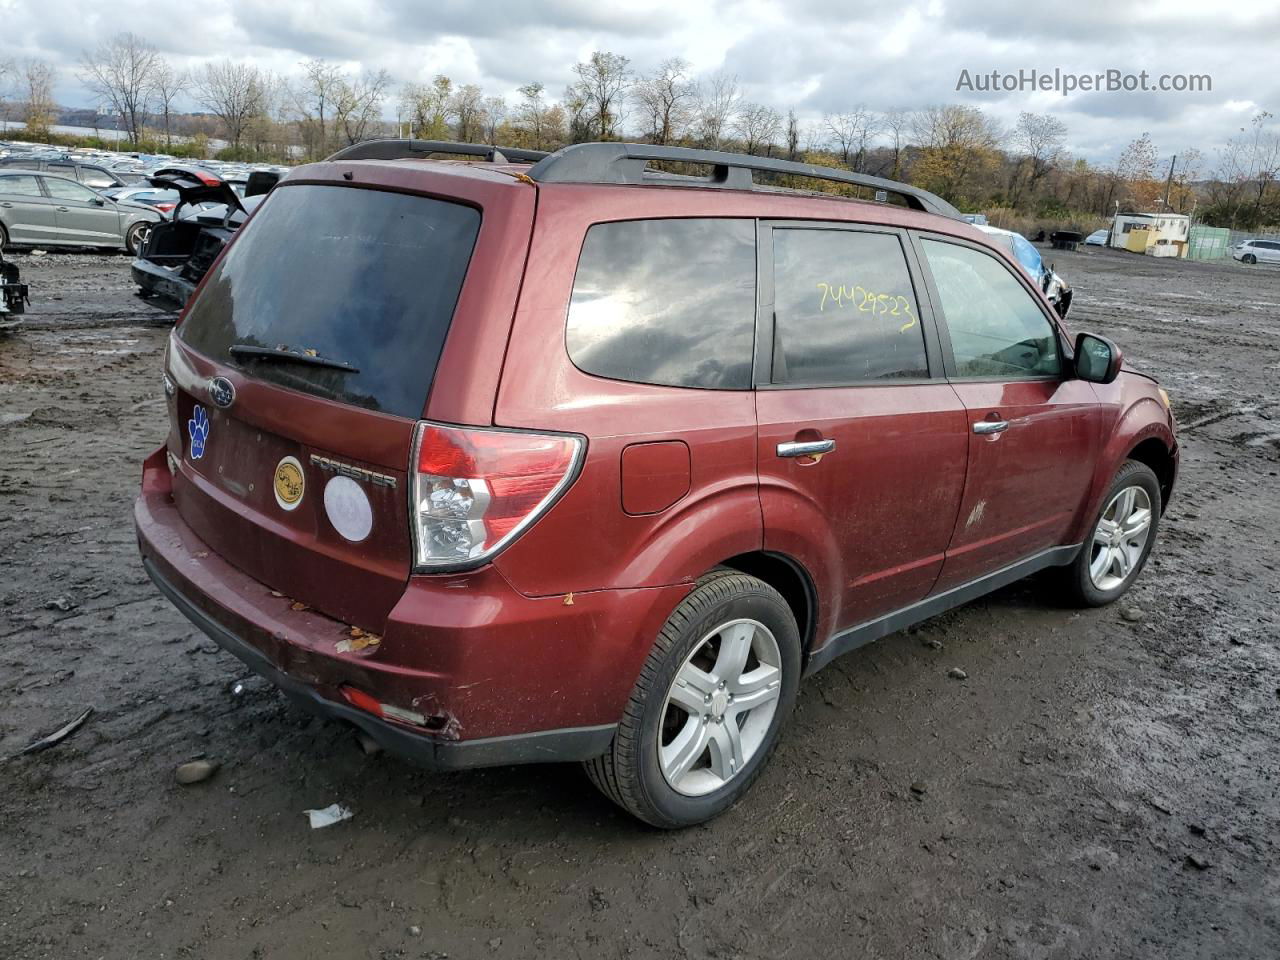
1110,213,1190,258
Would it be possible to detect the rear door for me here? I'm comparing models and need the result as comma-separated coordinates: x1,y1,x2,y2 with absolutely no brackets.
0,174,60,244
755,222,969,634
914,233,1102,590
42,176,121,245
167,180,491,630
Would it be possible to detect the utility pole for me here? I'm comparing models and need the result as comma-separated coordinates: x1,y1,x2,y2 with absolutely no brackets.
1163,154,1177,208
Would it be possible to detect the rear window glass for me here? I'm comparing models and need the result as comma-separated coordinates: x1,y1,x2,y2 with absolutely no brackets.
566,218,756,389
178,184,480,418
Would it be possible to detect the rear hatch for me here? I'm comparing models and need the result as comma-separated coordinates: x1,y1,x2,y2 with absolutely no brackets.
166,176,491,630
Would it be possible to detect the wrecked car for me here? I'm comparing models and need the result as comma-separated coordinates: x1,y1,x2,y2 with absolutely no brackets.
131,167,278,310
976,223,1073,319
1,247,29,330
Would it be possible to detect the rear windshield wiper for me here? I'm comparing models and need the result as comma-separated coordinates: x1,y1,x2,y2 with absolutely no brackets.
228,344,360,373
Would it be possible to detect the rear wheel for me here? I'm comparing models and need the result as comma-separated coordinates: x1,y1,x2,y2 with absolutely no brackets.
585,570,801,828
125,221,153,256
1058,460,1161,606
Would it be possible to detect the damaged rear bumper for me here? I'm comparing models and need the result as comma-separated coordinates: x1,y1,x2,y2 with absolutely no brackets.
142,554,615,768
135,447,689,769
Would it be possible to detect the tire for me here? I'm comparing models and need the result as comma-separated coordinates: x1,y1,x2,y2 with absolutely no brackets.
1243,254,1257,264
0,221,8,251
1058,460,1161,607
585,570,801,828
125,221,153,257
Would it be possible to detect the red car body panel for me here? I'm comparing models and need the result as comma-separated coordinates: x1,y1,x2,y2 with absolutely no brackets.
756,384,969,642
932,378,1104,590
134,155,1179,765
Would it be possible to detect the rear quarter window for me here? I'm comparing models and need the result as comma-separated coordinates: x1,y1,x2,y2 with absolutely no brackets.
178,184,480,419
566,218,756,389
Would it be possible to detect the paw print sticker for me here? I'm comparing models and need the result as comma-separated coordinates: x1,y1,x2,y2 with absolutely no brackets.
188,405,210,460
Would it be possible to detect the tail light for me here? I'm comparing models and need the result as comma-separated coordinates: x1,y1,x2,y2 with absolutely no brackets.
411,421,584,571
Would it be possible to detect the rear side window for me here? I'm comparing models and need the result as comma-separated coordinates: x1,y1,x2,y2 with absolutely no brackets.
921,239,1060,378
566,218,756,389
0,175,43,197
179,184,480,419
771,228,929,384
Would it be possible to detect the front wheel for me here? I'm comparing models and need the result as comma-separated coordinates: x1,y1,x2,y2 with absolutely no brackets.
125,221,153,256
1058,460,1161,606
585,571,801,828
1243,253,1257,264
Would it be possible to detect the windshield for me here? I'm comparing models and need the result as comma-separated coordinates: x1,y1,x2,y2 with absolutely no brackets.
177,183,481,418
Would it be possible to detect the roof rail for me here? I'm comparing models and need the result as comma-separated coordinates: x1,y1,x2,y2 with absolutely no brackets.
526,142,962,219
324,139,551,164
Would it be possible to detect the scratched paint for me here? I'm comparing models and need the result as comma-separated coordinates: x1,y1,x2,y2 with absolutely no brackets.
966,500,987,528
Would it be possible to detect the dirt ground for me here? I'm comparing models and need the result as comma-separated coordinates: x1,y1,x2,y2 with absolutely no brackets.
1,246,1277,960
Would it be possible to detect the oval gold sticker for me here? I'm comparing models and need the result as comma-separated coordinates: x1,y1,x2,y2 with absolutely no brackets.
273,456,305,511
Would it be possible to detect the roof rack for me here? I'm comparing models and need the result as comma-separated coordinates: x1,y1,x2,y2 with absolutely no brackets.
324,139,550,164
526,142,962,219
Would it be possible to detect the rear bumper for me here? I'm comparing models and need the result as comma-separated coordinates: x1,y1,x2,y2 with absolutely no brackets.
131,258,193,309
135,448,688,768
142,554,614,768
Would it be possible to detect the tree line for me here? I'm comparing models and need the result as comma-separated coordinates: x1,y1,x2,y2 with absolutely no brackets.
1,41,1277,230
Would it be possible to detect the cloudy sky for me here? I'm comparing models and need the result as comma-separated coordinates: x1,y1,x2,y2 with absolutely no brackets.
3,0,1277,166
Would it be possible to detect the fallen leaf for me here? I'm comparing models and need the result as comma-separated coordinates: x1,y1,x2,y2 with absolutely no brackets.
290,601,309,612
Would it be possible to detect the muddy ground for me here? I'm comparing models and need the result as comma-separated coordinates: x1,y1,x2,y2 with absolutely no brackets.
1,246,1277,960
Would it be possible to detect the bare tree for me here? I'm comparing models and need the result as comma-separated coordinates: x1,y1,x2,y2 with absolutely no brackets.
194,60,267,152
291,57,343,158
21,59,57,139
0,58,14,125
633,57,695,145
695,71,739,148
482,96,506,143
733,103,782,156
882,108,909,180
785,108,800,160
149,59,187,149
333,70,391,146
570,51,631,140
451,83,485,142
78,33,159,144
825,107,877,169
1010,111,1067,203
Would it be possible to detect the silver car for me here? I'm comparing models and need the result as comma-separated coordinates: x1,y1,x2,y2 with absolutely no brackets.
0,170,162,254
1232,238,1280,265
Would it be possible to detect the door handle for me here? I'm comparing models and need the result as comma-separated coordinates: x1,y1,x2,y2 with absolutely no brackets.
0,202,11,208
973,420,1009,435
55,206,70,212
777,439,836,458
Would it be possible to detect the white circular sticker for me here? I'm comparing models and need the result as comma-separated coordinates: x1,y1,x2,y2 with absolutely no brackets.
323,476,373,542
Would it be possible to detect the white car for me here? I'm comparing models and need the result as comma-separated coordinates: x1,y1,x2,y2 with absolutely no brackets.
1085,229,1109,246
1232,239,1280,264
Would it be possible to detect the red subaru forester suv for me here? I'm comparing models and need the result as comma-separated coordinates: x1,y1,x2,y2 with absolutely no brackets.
136,140,1178,827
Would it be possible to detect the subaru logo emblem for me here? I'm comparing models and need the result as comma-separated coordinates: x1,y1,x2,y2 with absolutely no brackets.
209,376,235,409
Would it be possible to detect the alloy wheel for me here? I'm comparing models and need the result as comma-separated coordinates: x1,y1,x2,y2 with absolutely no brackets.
1089,485,1153,592
658,618,783,797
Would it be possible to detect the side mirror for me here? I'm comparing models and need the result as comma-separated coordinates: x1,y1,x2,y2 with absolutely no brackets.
1074,332,1123,384
91,197,105,206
